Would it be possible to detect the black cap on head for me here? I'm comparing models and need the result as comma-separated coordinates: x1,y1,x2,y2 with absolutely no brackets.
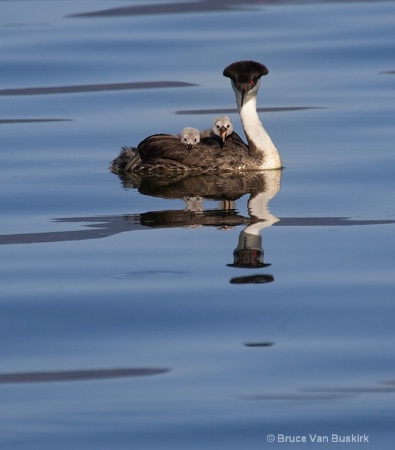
223,60,269,84
223,61,269,106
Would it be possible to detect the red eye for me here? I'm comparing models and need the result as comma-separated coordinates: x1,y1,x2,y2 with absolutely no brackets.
249,80,255,87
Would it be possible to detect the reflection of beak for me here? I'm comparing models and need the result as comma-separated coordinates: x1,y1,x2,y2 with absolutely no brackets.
220,127,227,143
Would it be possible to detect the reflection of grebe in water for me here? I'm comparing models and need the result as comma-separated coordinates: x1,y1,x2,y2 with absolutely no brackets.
227,170,280,281
110,60,282,173
129,170,281,284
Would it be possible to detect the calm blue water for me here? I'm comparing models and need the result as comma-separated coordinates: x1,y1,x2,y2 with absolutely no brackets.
1,1,395,449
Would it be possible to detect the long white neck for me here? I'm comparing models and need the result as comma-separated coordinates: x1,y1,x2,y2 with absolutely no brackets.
236,89,282,170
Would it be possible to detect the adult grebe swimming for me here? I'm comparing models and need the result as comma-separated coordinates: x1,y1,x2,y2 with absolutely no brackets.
110,60,282,173
223,60,282,169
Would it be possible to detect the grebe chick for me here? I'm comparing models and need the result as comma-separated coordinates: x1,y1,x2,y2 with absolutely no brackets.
200,116,234,144
110,60,282,173
180,127,200,151
213,116,234,143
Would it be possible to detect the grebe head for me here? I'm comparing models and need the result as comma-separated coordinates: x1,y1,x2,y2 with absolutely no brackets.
180,127,200,151
223,60,269,107
213,116,233,143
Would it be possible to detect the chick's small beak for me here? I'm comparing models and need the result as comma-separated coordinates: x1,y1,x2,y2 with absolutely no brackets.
220,127,227,143
187,144,193,152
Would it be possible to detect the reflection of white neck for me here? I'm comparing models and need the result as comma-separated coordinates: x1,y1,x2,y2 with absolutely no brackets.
235,86,282,170
245,169,282,234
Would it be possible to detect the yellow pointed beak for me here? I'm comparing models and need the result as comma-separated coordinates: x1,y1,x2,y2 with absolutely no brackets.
220,127,227,143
